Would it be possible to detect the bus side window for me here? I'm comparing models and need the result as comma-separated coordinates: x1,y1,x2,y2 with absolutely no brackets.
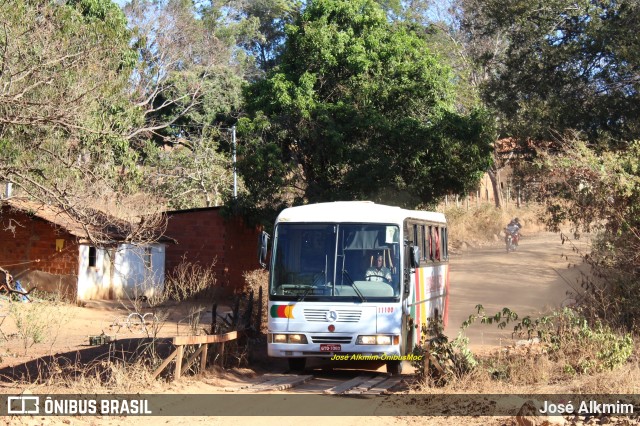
442,227,448,259
421,225,427,262
434,227,441,261
411,223,418,266
428,226,434,261
417,224,424,265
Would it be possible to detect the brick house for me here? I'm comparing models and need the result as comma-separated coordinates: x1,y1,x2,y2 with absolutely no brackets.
164,207,262,295
0,198,166,302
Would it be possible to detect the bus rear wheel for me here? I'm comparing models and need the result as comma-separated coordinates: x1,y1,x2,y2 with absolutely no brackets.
288,358,306,372
386,360,403,375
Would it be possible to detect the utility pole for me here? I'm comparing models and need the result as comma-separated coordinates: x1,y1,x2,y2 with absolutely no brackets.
232,125,237,199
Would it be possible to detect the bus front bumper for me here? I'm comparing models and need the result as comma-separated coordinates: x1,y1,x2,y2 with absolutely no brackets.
267,333,401,358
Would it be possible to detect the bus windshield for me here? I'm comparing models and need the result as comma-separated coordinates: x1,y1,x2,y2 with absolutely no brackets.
270,223,401,301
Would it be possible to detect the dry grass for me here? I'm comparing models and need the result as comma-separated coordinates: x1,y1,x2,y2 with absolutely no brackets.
564,361,640,394
413,330,639,395
442,202,544,248
6,294,75,356
242,269,269,333
68,360,160,393
160,259,218,305
7,357,164,395
413,350,640,395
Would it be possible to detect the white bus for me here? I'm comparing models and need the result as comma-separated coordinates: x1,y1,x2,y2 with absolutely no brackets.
258,201,450,374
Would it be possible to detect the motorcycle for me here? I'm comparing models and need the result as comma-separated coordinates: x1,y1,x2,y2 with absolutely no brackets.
504,226,520,252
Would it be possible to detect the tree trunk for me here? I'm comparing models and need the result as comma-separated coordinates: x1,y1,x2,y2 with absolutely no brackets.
487,168,503,209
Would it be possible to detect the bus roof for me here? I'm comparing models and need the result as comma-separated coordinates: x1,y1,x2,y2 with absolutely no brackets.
275,201,446,225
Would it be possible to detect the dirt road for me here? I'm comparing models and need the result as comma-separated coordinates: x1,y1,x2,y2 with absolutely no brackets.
446,231,590,349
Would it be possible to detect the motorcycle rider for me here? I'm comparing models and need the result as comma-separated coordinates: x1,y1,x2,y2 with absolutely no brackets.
505,218,522,247
508,218,521,229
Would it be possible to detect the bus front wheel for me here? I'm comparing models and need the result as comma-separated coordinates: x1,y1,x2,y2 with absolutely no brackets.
386,360,403,375
288,358,306,372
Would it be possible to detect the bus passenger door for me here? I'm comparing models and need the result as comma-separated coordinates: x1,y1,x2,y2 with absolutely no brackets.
401,241,418,355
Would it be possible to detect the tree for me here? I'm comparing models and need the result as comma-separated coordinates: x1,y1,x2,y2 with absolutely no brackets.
195,0,302,78
124,0,245,144
0,0,165,245
424,0,513,208
123,0,248,208
458,0,640,146
142,136,237,209
0,0,136,141
235,0,302,73
532,137,640,331
238,0,494,221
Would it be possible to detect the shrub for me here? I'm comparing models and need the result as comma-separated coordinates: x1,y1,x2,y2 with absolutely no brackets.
417,305,635,389
162,259,217,304
532,138,640,332
514,308,634,375
8,297,73,355
411,317,478,385
241,269,268,334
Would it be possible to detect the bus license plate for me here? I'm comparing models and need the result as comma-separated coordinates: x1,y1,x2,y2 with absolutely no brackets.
320,344,341,352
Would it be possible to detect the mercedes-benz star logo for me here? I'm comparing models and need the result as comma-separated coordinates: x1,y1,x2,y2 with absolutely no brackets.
326,310,338,322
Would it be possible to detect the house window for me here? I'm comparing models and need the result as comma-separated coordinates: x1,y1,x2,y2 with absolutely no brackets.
88,246,97,268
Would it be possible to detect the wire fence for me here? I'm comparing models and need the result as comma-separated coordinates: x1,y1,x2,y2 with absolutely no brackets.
441,186,528,210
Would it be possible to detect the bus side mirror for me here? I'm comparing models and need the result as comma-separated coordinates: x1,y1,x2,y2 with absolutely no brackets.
258,231,270,269
409,246,420,268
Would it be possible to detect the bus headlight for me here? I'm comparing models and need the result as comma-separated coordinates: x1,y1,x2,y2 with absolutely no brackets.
288,334,307,344
270,333,308,344
273,334,287,343
356,335,393,345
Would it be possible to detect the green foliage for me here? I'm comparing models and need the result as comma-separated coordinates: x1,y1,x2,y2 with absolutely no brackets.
466,304,633,375
9,297,73,355
512,308,634,375
532,139,640,331
231,0,301,72
411,316,478,385
239,0,494,220
419,304,634,386
123,0,248,210
146,68,244,146
142,138,237,209
125,0,246,143
459,0,640,145
462,304,520,330
0,0,144,204
197,0,302,73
